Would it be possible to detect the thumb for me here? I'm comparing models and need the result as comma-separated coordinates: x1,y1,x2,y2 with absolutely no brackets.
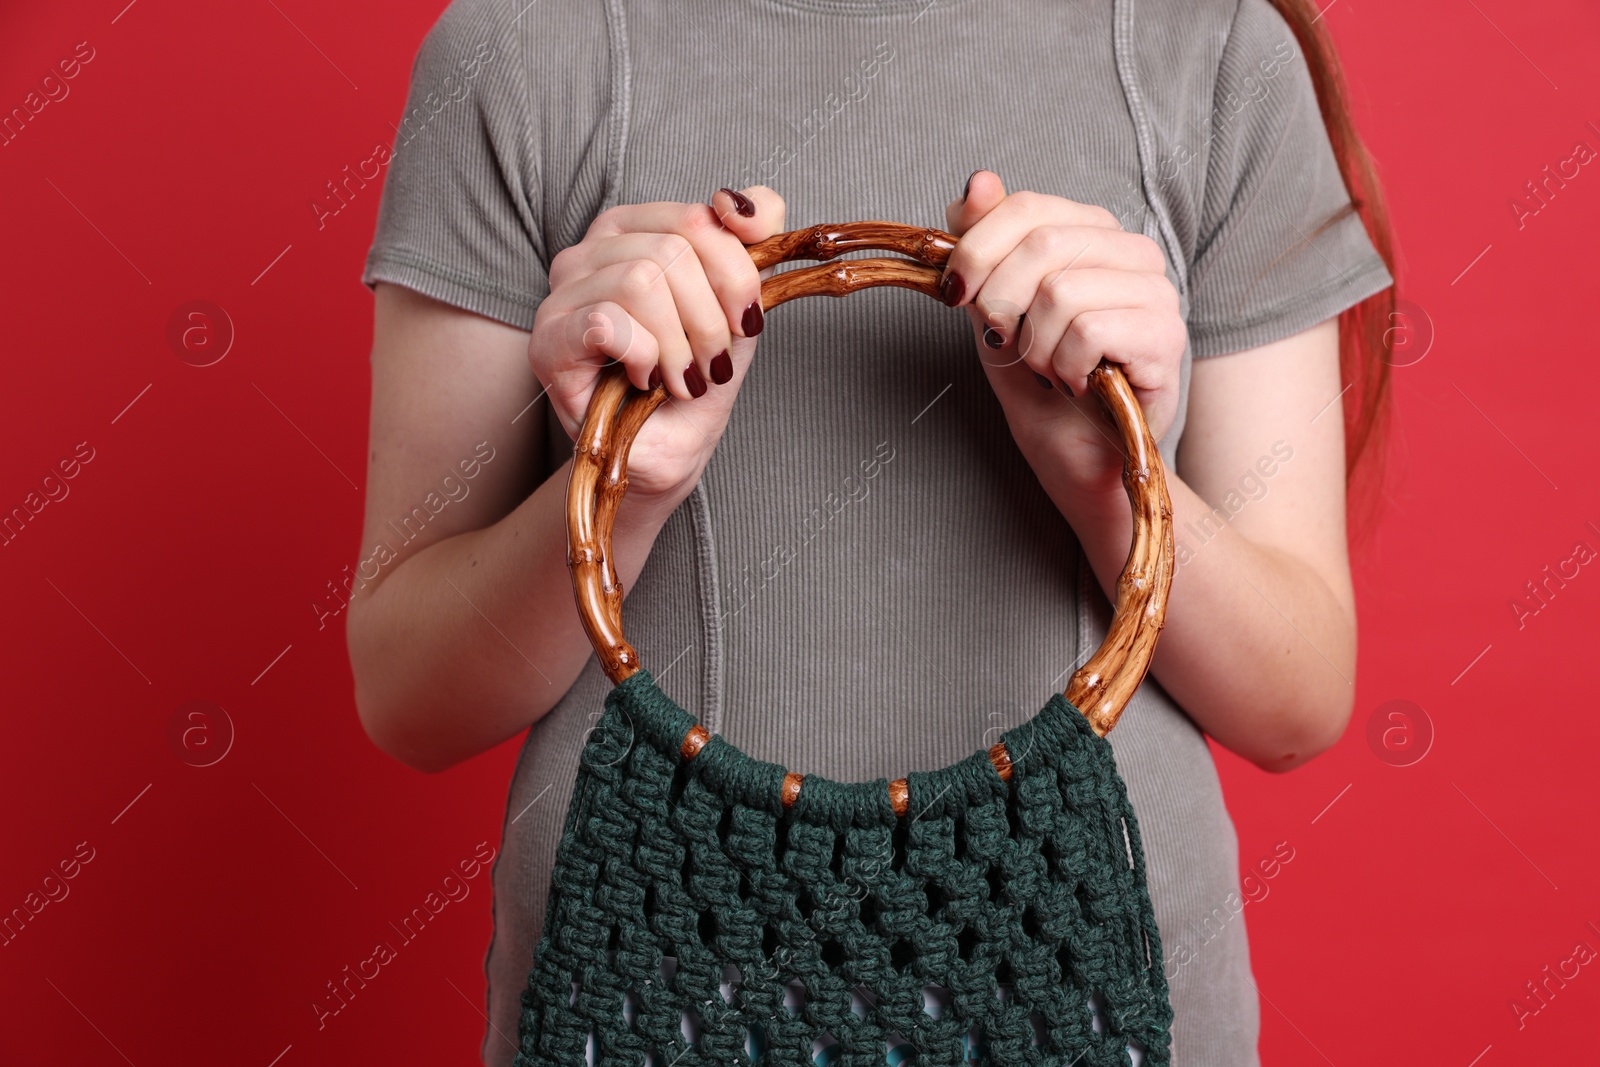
712,185,787,244
945,169,1006,236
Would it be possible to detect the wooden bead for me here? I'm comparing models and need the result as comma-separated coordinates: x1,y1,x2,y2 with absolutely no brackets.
781,773,804,808
988,743,1014,783
888,778,910,818
680,725,710,761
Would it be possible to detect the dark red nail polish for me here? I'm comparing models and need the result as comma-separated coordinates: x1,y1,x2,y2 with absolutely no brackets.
1062,381,1076,397
962,169,981,203
719,187,756,218
710,350,733,384
684,363,708,398
983,326,1004,350
939,271,966,307
1034,372,1053,390
742,300,764,336
648,366,662,391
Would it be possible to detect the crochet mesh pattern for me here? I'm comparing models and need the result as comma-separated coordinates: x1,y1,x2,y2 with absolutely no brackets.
514,670,1172,1066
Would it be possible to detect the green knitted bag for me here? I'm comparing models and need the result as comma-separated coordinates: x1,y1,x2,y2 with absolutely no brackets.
512,670,1172,1067
516,222,1177,1066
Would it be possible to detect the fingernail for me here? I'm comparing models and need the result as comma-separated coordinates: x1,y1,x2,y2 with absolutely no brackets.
710,350,733,385
684,363,708,398
1034,372,1053,390
719,187,756,218
1062,381,1076,397
962,169,981,203
983,326,1004,350
648,366,662,391
939,271,966,307
742,300,765,336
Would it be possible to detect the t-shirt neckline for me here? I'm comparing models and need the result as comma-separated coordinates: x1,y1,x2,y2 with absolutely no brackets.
753,0,982,17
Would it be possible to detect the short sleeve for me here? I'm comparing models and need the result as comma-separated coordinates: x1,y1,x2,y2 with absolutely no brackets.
1185,0,1392,358
361,0,549,330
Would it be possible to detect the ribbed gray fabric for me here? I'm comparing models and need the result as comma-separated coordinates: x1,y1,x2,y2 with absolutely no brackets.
361,0,1391,1064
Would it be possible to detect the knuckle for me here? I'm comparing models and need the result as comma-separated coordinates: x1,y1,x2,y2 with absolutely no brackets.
1018,225,1059,258
678,203,720,238
655,232,693,264
683,306,722,346
1068,313,1103,349
1167,318,1190,354
954,248,987,280
579,305,625,350
589,205,621,236
1038,270,1073,309
1157,274,1181,308
1134,234,1167,272
625,324,658,363
548,243,581,286
1090,205,1121,229
737,259,763,294
1009,190,1046,216
620,259,662,296
625,345,657,375
1143,271,1177,308
530,299,559,338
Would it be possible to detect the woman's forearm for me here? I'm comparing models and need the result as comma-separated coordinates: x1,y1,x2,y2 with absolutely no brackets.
1049,469,1356,772
346,458,675,773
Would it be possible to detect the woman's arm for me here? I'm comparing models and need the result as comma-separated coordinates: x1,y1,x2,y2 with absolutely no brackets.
1051,319,1356,772
348,188,787,773
345,284,679,773
943,173,1358,772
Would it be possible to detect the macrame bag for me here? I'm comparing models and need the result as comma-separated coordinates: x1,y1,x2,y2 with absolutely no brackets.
514,223,1177,1067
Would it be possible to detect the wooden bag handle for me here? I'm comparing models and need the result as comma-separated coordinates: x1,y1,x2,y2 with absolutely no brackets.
565,221,1174,815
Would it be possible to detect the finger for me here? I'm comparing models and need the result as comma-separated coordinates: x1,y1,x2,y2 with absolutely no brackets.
711,184,788,244
973,228,1168,346
1020,268,1177,394
553,231,733,379
1055,304,1186,400
962,303,1029,373
940,190,1123,309
583,194,781,338
944,168,1005,237
711,185,786,337
1045,307,1183,432
561,260,704,400
537,300,660,438
1075,310,1184,442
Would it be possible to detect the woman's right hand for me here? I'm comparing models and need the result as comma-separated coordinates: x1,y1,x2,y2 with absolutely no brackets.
530,185,787,513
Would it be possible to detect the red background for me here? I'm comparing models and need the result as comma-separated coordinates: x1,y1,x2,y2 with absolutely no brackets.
2,1,1597,1063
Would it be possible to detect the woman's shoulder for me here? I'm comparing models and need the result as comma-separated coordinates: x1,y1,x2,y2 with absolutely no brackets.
403,0,618,198
413,0,612,99
1125,0,1299,73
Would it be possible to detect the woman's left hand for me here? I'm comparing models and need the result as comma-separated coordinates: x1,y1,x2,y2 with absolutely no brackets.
942,170,1187,500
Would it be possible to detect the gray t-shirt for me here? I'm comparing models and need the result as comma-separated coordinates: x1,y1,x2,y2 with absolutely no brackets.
361,0,1392,1063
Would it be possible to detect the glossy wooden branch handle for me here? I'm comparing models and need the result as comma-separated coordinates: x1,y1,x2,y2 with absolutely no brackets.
565,221,1174,809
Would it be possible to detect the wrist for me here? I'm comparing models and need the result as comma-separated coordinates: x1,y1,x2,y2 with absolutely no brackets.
616,479,695,533
1053,480,1132,548
1024,433,1127,525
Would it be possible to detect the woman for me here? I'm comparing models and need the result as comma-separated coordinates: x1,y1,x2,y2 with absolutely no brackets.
347,0,1395,1061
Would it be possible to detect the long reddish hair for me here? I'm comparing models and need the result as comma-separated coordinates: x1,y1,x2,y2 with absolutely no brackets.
1265,0,1397,528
